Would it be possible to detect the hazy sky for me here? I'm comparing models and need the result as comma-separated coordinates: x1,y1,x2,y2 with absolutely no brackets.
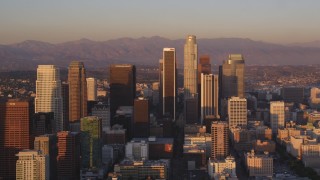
1,0,319,44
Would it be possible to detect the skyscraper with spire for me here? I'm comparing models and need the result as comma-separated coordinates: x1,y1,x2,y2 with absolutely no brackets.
184,35,199,123
35,65,63,132
184,35,198,99
68,61,87,122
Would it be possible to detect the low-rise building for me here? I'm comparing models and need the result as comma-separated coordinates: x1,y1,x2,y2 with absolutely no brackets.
105,125,127,144
254,140,276,153
230,127,255,151
184,133,211,158
277,128,302,144
114,159,169,180
286,135,317,159
125,140,149,160
245,150,273,177
301,142,320,169
208,156,237,179
183,146,206,170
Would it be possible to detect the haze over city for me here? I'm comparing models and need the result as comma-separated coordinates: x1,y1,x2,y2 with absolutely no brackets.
2,1,320,180
1,0,320,44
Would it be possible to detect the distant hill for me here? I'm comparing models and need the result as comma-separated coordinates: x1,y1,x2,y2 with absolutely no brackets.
289,40,320,48
1,36,320,71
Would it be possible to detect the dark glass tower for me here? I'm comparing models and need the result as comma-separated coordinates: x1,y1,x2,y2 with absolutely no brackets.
133,97,150,137
61,82,69,130
109,64,136,120
221,54,245,99
162,48,177,120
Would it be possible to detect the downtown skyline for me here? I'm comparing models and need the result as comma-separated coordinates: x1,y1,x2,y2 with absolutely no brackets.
1,0,320,44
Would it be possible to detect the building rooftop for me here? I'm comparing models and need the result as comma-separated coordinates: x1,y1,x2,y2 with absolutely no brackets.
117,159,169,167
132,137,174,144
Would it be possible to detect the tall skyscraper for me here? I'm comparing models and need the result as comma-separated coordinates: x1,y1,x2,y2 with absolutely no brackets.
198,55,212,118
16,150,49,180
92,102,110,133
228,97,247,129
201,73,219,123
80,116,102,169
159,59,164,117
68,61,87,122
0,99,32,179
133,97,150,137
162,48,177,119
221,54,245,99
270,101,285,134
57,131,80,180
61,82,69,130
34,134,58,180
86,77,97,101
35,65,63,132
110,64,136,119
211,121,229,160
184,35,198,99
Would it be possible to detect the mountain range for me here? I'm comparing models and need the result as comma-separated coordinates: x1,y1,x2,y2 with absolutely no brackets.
0,36,320,71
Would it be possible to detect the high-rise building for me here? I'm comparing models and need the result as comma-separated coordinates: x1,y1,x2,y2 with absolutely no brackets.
61,82,69,130
0,99,32,179
16,150,49,180
198,55,212,117
198,55,212,83
33,112,54,136
152,82,160,106
162,48,176,119
211,121,229,160
35,65,63,132
184,35,198,99
133,97,150,138
57,131,80,180
201,73,219,123
113,106,133,140
185,98,199,124
34,134,58,180
159,59,164,117
270,101,285,134
80,116,102,169
86,77,97,101
221,54,245,99
228,97,247,129
110,64,136,119
184,35,198,124
92,102,110,132
68,61,87,122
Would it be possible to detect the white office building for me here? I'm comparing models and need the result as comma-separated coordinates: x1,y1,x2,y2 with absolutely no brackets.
16,150,49,180
35,65,63,132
